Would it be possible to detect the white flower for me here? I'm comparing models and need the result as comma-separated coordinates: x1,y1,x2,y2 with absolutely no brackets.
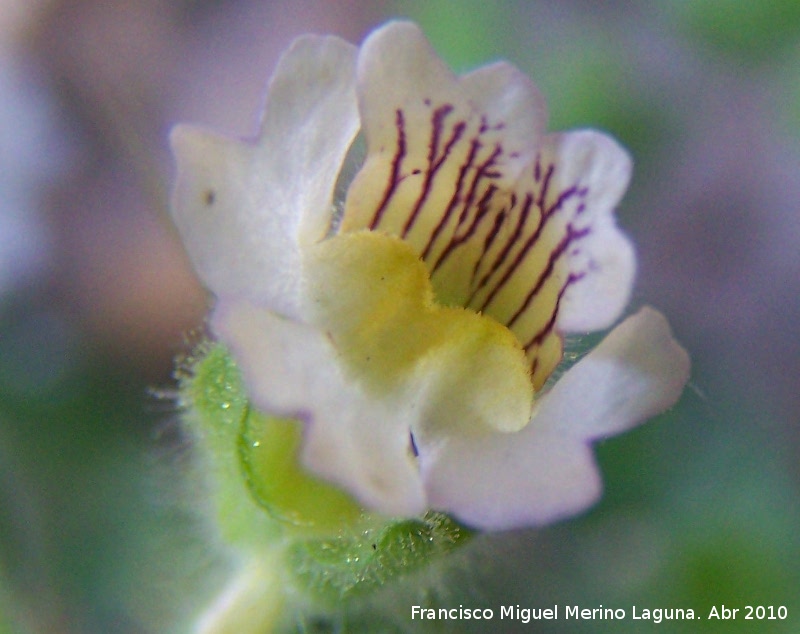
170,22,689,531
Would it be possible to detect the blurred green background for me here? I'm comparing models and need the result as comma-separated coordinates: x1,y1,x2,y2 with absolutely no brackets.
1,1,799,632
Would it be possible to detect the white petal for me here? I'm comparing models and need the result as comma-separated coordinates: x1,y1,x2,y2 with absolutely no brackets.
356,22,544,166
417,307,689,530
170,35,359,318
459,60,547,153
539,306,691,438
549,130,636,332
211,301,426,517
257,35,360,246
418,425,601,531
342,22,542,256
170,127,302,318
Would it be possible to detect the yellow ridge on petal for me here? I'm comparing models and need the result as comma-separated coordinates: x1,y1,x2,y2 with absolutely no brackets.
304,231,533,434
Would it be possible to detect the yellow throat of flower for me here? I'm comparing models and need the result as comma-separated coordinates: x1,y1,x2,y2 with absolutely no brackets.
305,230,539,435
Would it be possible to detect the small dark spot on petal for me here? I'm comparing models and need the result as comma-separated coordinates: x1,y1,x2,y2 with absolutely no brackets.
204,189,216,206
409,432,419,457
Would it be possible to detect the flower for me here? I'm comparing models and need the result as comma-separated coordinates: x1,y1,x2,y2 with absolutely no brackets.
170,21,690,531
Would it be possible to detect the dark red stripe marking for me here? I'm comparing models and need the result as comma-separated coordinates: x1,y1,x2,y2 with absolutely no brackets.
402,105,466,238
421,136,481,260
429,144,504,272
475,164,586,314
370,109,407,230
471,207,507,285
507,224,590,329
468,192,534,303
523,271,585,352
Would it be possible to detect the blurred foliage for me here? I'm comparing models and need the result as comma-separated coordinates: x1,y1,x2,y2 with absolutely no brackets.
780,46,800,140
665,0,800,62
394,0,505,71
0,294,215,632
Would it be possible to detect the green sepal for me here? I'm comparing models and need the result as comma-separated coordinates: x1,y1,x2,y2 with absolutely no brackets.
288,512,472,603
239,409,365,535
178,340,277,545
179,341,473,611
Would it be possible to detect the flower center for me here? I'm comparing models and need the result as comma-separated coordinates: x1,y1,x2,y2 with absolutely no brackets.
339,102,589,392
304,230,534,434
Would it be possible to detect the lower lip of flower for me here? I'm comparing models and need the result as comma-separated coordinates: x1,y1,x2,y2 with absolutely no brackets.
304,229,537,435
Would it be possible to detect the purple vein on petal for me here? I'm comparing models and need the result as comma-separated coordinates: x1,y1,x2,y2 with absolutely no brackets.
370,108,407,230
506,224,591,329
523,271,586,354
402,103,467,238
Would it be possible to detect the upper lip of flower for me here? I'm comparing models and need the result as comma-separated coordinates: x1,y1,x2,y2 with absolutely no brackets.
170,20,690,531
